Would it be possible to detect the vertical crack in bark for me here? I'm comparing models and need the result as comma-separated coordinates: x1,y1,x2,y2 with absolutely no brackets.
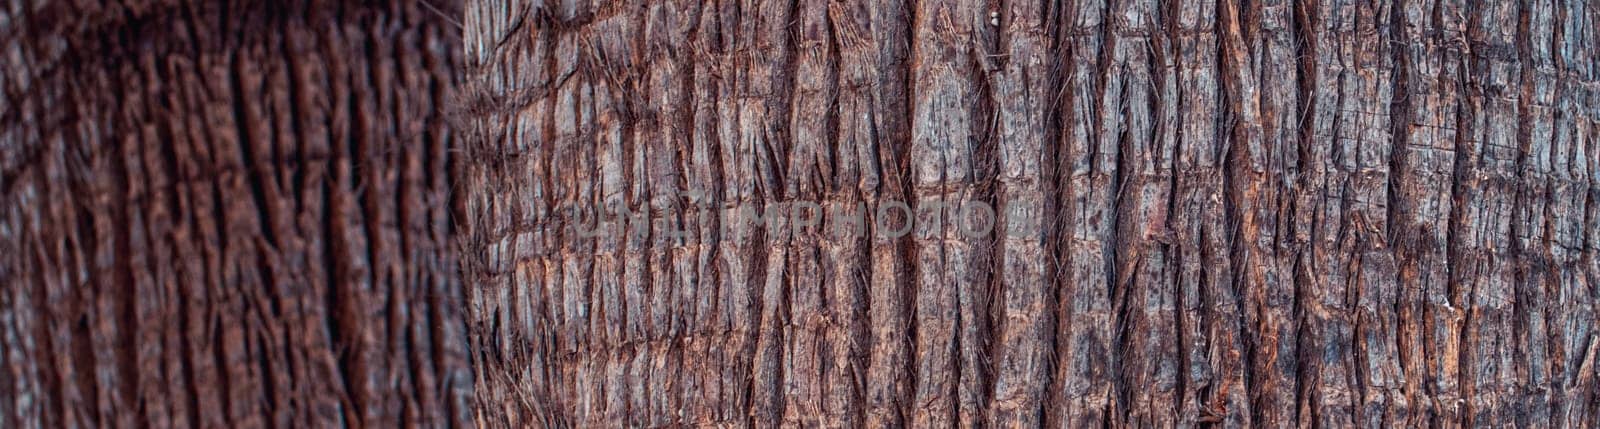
1288,0,1318,422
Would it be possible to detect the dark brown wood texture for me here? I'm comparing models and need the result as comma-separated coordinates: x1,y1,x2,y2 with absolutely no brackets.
0,0,472,427
459,0,1600,426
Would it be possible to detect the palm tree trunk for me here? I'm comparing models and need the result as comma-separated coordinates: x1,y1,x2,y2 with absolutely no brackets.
0,1,471,426
459,0,1600,426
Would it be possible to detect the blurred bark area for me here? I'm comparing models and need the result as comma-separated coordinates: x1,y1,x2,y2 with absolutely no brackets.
1,0,471,427
460,0,1600,426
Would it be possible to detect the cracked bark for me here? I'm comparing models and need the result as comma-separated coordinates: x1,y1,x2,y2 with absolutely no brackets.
0,0,471,427
452,0,1600,426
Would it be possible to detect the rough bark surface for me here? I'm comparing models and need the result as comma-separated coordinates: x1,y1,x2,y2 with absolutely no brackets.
460,0,1600,427
0,0,472,427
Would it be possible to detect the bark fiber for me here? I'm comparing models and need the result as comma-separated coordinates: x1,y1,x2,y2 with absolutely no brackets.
459,0,1600,427
1,0,472,427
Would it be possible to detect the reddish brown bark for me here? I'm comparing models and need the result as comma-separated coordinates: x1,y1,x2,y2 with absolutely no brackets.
458,0,1600,427
0,0,471,427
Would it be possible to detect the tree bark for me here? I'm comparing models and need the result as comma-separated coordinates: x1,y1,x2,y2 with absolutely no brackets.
459,0,1600,427
0,0,471,427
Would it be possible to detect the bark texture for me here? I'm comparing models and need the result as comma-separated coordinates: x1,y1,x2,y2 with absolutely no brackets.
1,0,472,427
460,0,1600,427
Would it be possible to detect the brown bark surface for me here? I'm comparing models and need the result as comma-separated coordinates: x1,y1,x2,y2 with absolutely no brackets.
1,0,471,427
459,0,1600,427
